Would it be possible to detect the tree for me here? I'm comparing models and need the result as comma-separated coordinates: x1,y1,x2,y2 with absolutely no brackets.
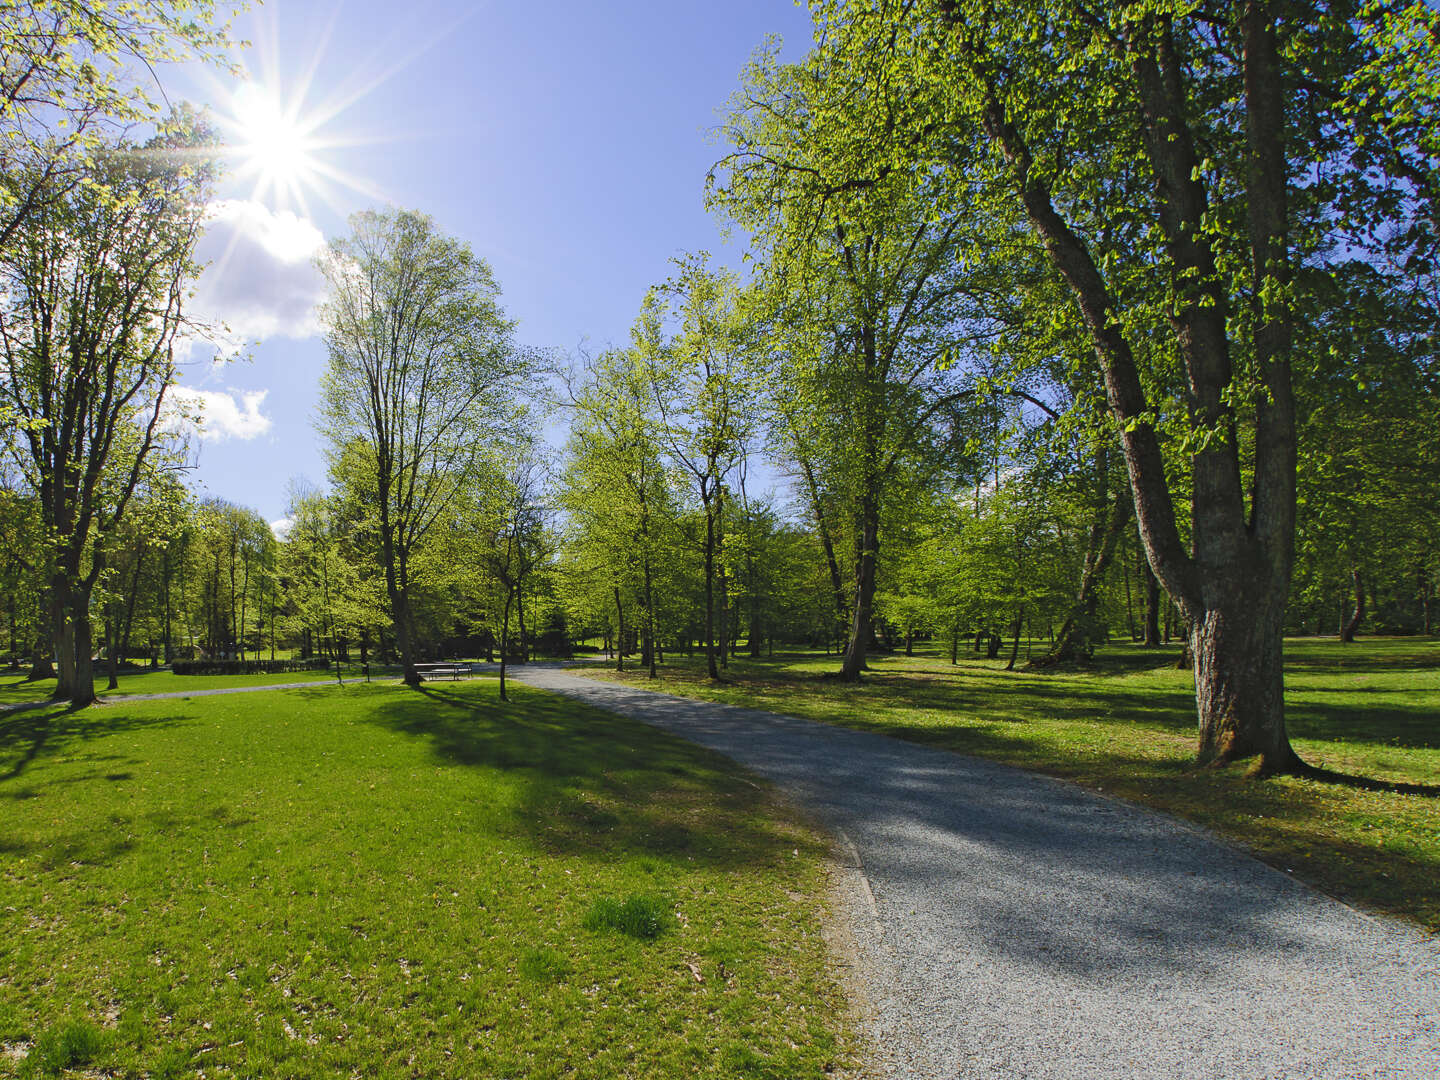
317,208,529,686
0,115,213,706
635,256,754,681
561,348,681,678
712,44,990,680
480,449,548,701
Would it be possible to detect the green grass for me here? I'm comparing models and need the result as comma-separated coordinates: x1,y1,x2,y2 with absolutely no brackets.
0,666,387,707
0,679,853,1078
588,637,1440,933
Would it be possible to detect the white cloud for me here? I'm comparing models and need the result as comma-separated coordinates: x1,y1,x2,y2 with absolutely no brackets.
166,386,273,442
185,199,330,356
269,517,294,540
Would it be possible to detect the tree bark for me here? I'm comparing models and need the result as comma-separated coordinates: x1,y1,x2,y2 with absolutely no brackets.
106,615,119,690
27,633,54,682
499,587,513,701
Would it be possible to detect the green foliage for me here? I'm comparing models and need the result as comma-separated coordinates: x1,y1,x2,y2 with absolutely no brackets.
0,1,239,255
171,658,330,676
317,208,535,674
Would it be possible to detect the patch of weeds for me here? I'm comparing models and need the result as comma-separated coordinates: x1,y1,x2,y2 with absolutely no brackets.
518,946,572,984
583,895,669,940
20,1019,107,1077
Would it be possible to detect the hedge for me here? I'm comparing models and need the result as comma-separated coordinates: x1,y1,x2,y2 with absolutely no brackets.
171,658,333,676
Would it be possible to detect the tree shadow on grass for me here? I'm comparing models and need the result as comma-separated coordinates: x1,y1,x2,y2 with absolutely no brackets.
369,683,818,872
0,702,190,784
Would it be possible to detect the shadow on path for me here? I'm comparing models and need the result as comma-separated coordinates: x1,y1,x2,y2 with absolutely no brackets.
515,667,1440,1080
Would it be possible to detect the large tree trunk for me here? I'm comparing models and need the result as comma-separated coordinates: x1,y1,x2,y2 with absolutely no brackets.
1006,606,1023,671
106,615,119,691
27,634,53,682
1193,580,1299,772
840,492,879,681
47,581,74,701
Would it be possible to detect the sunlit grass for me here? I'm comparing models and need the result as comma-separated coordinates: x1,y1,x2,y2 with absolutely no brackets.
0,680,853,1078
0,666,387,708
589,637,1440,932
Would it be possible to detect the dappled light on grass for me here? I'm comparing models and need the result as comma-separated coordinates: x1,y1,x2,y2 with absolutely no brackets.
0,679,853,1078
591,639,1439,931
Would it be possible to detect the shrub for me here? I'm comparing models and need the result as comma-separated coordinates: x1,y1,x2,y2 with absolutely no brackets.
171,658,332,676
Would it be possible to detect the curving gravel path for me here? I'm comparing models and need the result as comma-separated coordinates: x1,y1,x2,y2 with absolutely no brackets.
514,666,1440,1080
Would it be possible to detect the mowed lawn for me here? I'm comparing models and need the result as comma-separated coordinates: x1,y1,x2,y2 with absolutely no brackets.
0,680,852,1078
0,667,374,708
588,637,1440,932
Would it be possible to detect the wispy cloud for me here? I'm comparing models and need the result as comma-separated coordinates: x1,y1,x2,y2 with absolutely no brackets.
167,386,274,442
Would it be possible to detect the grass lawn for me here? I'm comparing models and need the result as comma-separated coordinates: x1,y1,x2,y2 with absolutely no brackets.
0,666,386,708
587,637,1440,933
0,679,853,1078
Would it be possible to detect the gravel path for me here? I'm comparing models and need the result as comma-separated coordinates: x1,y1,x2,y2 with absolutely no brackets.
515,666,1440,1080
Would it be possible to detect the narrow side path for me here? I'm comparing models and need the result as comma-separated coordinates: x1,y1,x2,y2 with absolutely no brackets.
515,666,1440,1080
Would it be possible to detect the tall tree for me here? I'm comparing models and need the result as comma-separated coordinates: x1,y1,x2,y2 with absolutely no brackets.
0,115,213,706
635,256,753,681
712,45,989,680
561,348,679,679
317,208,529,686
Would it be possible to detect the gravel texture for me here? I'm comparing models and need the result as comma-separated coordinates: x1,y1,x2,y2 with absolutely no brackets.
515,666,1440,1080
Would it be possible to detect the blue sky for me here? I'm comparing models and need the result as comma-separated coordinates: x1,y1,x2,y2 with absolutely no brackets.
171,0,814,526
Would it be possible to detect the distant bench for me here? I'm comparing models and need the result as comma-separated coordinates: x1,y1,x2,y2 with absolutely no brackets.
414,662,470,682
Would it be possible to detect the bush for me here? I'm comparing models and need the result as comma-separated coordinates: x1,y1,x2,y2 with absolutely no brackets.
582,895,669,940
171,658,332,676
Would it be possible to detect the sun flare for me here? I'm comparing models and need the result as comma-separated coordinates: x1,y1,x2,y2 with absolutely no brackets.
225,83,322,210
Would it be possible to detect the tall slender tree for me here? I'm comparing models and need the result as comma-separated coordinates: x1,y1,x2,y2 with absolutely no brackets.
317,208,528,685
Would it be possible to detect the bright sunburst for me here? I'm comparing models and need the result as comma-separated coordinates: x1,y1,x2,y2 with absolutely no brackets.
221,82,328,214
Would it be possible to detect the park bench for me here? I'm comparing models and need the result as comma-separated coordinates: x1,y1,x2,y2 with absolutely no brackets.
414,662,469,682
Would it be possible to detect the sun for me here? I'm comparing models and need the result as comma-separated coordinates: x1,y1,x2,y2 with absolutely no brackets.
224,83,323,210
